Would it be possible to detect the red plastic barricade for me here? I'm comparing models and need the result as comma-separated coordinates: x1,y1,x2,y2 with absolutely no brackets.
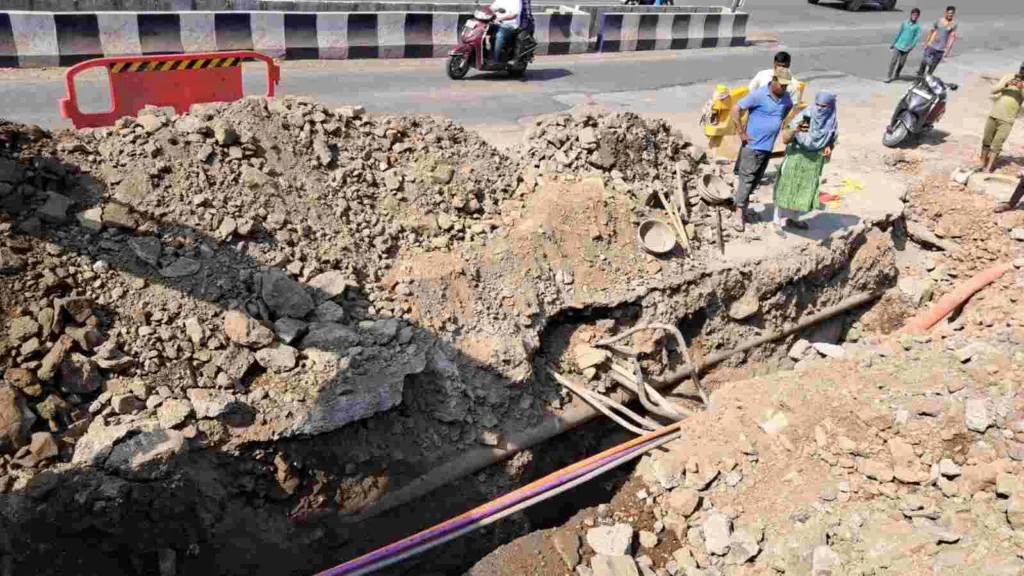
59,51,281,129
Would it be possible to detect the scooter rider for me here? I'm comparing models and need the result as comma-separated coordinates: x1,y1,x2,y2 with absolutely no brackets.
490,0,522,63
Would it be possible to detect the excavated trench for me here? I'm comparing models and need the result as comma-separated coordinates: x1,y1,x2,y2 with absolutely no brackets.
0,103,908,576
0,221,902,576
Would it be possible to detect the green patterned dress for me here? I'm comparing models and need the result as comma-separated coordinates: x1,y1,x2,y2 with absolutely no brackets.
772,139,833,213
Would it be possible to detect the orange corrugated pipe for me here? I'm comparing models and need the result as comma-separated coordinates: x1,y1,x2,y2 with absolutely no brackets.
903,261,1015,334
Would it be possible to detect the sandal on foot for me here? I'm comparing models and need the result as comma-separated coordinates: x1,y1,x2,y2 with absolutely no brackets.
994,203,1015,214
786,220,810,230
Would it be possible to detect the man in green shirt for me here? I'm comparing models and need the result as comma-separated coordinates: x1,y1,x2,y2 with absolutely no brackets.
981,63,1024,174
886,8,921,83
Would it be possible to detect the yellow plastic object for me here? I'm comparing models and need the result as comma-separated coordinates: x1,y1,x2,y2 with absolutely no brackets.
703,84,750,137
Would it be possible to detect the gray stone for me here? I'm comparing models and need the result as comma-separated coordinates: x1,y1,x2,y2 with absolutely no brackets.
1011,228,1024,242
586,524,634,556
996,473,1023,497
939,458,962,478
758,410,789,435
1008,494,1024,531
811,545,841,575
72,420,135,466
788,339,811,360
431,164,455,185
639,531,658,549
59,353,104,394
965,398,992,433
27,431,59,463
308,270,354,302
591,555,639,576
728,294,759,321
858,458,895,483
101,203,137,229
0,385,36,453
137,114,166,133
214,346,255,381
579,127,598,150
128,236,162,267
274,318,308,344
898,277,936,307
160,257,200,278
652,452,686,490
105,429,186,479
262,270,314,318
186,389,237,419
224,311,275,348
365,319,400,344
301,322,360,351
552,531,581,569
703,513,732,556
157,398,194,429
812,342,847,360
383,170,403,191
256,345,298,373
37,192,73,223
666,488,701,517
38,335,74,382
9,316,40,343
184,317,205,346
313,301,346,323
212,120,238,146
111,393,146,414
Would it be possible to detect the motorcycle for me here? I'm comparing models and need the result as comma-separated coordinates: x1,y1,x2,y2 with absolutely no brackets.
446,6,537,80
882,73,959,148
622,0,674,5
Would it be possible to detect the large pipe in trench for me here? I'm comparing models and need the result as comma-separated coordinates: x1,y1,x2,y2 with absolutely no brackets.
346,291,879,523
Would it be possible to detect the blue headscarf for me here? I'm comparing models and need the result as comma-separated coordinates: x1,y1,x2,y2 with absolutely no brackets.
791,91,838,152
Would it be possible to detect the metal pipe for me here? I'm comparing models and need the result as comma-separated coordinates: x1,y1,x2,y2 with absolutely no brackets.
550,370,655,435
346,291,879,523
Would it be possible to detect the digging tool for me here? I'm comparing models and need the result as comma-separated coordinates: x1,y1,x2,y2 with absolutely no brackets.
675,164,691,223
714,207,725,255
657,190,691,253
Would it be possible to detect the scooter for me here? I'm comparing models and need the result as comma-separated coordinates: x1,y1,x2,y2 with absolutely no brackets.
882,73,959,148
446,6,536,80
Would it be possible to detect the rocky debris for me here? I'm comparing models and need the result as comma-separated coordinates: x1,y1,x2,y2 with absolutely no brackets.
591,555,639,576
965,398,992,432
274,318,308,345
552,531,581,569
728,294,759,321
224,311,275,348
703,513,732,556
262,270,314,319
104,429,185,478
255,344,298,372
186,389,237,419
0,385,36,453
587,524,634,556
157,399,193,429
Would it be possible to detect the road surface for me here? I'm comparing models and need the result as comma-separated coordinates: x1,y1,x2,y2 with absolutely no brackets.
0,0,1021,128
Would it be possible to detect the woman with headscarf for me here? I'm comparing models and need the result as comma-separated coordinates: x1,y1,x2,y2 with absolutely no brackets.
772,91,838,233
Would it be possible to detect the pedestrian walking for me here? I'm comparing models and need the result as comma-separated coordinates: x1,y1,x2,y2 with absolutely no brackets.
732,68,794,232
917,6,957,77
886,8,921,82
993,171,1024,213
980,63,1023,173
772,92,839,234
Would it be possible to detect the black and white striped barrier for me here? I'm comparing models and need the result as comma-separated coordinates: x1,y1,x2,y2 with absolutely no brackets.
0,10,590,66
596,11,747,52
0,8,745,68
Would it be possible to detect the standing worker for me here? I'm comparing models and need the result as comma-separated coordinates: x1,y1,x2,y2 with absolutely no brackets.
886,8,922,82
772,92,839,234
982,64,1024,174
917,6,958,77
749,51,802,103
732,68,794,232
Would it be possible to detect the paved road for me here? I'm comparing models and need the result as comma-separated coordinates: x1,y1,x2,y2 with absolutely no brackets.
1,0,1020,129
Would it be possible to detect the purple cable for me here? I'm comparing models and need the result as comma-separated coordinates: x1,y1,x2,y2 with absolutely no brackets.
318,433,671,576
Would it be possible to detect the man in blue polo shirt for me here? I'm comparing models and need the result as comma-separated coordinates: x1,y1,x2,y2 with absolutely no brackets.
732,68,794,231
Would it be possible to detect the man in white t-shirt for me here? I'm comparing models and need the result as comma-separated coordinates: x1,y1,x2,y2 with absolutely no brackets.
490,0,522,62
749,51,801,102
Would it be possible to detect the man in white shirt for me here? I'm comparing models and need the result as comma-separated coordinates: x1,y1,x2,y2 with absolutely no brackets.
749,51,801,102
490,0,522,62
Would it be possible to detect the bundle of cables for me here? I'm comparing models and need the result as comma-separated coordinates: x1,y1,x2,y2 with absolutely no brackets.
317,424,685,576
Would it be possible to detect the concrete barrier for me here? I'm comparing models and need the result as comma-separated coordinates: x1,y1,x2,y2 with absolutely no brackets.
595,10,746,52
0,10,592,66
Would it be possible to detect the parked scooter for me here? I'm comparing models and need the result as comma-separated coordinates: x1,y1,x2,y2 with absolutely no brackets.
882,73,959,148
446,6,537,80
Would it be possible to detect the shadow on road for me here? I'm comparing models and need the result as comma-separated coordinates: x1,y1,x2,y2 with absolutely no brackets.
464,67,573,83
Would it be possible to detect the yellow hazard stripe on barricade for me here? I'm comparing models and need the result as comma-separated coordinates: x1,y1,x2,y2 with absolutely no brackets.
108,57,242,73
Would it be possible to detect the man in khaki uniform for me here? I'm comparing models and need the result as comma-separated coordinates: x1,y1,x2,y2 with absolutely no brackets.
981,63,1024,173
